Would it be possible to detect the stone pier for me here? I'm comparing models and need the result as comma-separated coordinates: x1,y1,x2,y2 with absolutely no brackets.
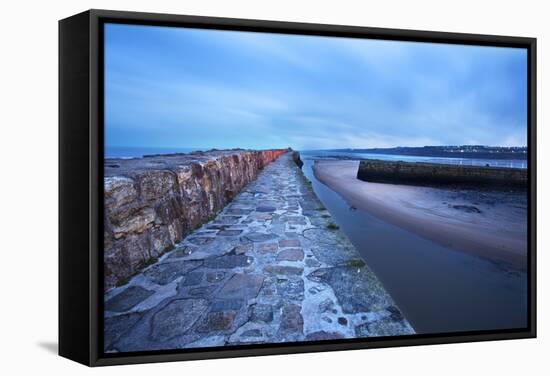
357,159,527,188
104,153,414,352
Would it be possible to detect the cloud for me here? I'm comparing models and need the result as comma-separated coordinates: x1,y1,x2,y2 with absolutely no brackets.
104,23,528,150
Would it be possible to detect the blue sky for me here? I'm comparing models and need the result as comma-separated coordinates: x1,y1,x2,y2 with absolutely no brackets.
104,23,527,150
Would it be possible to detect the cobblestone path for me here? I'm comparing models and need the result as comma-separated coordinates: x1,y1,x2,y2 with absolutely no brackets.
104,153,414,352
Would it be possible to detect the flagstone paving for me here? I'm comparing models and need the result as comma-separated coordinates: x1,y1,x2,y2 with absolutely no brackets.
104,153,414,352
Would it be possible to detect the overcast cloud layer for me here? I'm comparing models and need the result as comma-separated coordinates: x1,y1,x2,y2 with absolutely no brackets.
105,24,527,150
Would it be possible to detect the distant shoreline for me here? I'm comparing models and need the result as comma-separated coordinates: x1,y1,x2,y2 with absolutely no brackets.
313,159,527,270
330,146,527,161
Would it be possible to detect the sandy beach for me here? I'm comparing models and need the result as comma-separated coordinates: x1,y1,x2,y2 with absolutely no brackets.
313,160,527,270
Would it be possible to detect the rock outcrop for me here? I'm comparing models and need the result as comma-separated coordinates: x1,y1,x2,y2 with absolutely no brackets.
104,149,287,290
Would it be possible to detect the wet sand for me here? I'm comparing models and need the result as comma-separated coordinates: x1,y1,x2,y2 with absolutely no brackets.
313,160,527,270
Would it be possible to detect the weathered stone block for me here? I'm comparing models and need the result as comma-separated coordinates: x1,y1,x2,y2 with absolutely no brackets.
104,176,138,209
150,299,208,340
105,286,154,312
144,260,202,285
217,273,264,300
263,265,304,276
250,304,274,323
276,278,304,300
279,239,301,248
109,206,156,239
276,248,304,261
137,170,178,201
257,242,278,254
196,311,237,333
279,304,303,334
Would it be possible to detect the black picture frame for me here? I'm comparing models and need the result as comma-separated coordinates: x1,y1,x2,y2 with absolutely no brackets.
59,8,537,367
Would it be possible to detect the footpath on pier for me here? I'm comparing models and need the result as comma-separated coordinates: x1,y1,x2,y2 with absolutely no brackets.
104,153,414,352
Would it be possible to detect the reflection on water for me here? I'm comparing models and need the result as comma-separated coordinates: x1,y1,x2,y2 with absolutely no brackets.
300,151,527,334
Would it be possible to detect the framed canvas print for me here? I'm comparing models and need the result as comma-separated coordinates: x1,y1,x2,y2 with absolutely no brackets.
59,9,536,366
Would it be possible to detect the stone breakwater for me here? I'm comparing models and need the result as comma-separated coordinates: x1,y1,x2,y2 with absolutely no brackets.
104,149,287,290
291,150,304,169
357,159,527,189
103,153,414,352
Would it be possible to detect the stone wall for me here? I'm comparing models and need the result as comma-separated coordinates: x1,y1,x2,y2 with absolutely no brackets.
357,159,527,189
291,151,303,168
104,149,287,290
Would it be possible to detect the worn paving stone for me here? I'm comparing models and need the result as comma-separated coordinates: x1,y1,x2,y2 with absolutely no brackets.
249,212,273,221
189,286,217,296
104,312,143,349
206,271,226,283
308,285,326,295
279,239,301,248
206,224,228,230
216,273,264,300
318,298,338,314
276,278,304,300
203,254,253,269
226,208,253,215
144,260,202,285
194,230,218,237
250,304,274,323
279,304,303,335
244,232,278,242
302,229,339,245
197,311,237,333
150,299,208,340
105,286,155,312
218,229,243,236
217,216,241,224
211,299,244,312
305,258,321,267
257,242,278,254
307,266,392,314
256,205,277,212
179,271,204,287
242,329,262,337
263,265,303,276
276,248,304,261
234,243,253,254
187,237,214,245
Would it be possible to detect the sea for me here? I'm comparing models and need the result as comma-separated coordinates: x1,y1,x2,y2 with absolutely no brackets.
105,146,200,158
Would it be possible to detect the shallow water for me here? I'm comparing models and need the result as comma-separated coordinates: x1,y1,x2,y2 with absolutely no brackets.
300,152,528,334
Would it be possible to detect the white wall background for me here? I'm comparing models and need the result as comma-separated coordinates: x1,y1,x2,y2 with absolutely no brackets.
0,0,547,374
